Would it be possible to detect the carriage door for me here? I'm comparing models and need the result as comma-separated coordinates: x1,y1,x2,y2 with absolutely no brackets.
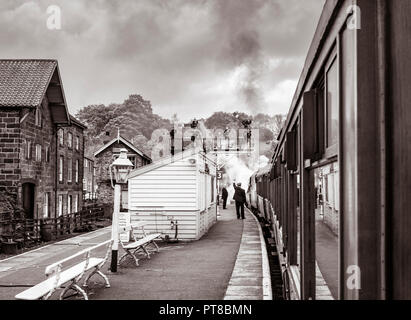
22,183,35,219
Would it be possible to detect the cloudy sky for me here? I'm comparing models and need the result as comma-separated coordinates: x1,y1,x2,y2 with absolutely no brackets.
0,0,325,121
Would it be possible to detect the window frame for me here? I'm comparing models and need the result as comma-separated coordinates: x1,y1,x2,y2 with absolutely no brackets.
58,194,63,217
75,159,79,183
67,158,73,183
59,156,64,183
58,129,64,146
35,144,42,162
324,49,339,159
75,136,80,151
26,141,32,160
67,132,73,149
35,108,42,127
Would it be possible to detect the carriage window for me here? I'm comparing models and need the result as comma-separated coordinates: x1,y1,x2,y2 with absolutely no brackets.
326,57,339,150
314,163,339,300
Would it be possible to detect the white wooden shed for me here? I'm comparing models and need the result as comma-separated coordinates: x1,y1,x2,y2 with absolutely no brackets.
127,149,217,240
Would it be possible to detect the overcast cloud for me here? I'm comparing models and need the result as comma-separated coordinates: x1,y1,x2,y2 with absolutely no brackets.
0,0,325,121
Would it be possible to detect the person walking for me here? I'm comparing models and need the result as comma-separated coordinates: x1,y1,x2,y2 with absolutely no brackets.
233,182,247,219
222,185,228,209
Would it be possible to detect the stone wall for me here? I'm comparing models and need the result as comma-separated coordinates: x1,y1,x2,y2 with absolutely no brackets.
19,98,56,218
0,108,21,212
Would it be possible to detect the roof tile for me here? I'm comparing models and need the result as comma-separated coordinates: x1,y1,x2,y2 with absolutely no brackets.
0,59,57,107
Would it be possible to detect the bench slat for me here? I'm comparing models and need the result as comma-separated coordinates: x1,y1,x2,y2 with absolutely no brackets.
15,258,104,300
123,233,161,249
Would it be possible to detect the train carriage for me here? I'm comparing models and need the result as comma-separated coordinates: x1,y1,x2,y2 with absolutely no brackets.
252,0,411,300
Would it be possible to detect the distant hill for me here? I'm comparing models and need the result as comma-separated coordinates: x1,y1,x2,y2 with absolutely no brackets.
76,94,285,159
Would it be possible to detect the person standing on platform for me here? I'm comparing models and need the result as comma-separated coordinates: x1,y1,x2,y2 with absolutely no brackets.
222,185,228,209
233,182,247,220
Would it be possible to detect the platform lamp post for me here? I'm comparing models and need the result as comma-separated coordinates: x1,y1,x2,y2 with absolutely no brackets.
109,148,134,272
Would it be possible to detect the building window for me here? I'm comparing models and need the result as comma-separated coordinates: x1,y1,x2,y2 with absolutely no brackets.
43,193,50,218
128,156,136,168
75,136,80,151
58,194,63,217
68,132,73,149
68,158,72,182
58,129,64,146
35,108,42,127
59,156,64,182
75,159,79,183
35,144,42,162
74,194,79,213
45,146,50,163
26,141,32,160
84,159,88,168
68,195,72,214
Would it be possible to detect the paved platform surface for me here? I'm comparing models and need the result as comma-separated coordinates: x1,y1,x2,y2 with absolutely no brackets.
224,208,271,300
0,203,267,300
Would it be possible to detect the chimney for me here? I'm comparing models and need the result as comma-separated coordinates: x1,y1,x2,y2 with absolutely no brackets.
103,131,111,145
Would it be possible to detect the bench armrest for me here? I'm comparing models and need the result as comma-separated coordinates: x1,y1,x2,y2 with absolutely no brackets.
45,239,112,275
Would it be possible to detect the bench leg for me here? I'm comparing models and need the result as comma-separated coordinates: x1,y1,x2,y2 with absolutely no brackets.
119,250,139,267
83,268,111,288
150,240,160,252
60,281,88,300
72,284,88,300
134,246,150,259
96,270,111,288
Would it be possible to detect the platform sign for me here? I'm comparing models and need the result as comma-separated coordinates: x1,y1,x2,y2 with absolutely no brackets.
118,211,131,242
217,170,223,180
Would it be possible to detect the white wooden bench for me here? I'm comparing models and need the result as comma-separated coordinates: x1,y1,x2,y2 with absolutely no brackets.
15,239,113,300
118,222,162,267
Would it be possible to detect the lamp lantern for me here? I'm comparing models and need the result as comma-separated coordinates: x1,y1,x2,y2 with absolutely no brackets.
111,148,134,184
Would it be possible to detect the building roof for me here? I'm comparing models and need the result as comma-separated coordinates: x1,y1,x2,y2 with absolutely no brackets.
94,135,151,161
0,59,71,125
0,59,56,107
70,115,87,129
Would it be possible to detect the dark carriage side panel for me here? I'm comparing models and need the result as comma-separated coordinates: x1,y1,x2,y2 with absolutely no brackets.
388,0,411,300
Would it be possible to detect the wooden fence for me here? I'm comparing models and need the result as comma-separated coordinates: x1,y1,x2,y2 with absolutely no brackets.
0,206,107,249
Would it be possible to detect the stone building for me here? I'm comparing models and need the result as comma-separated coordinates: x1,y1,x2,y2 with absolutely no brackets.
0,59,85,219
94,135,151,205
83,156,96,201
55,115,87,216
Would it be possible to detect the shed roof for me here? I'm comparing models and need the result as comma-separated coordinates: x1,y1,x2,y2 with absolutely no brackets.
128,148,216,179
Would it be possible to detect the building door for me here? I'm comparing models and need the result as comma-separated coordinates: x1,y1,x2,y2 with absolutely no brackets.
22,183,35,219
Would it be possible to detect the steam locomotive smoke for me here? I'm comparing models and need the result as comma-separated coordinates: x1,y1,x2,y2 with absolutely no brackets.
214,0,267,114
223,155,269,200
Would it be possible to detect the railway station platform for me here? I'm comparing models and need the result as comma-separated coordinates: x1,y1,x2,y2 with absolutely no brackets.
0,203,270,300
